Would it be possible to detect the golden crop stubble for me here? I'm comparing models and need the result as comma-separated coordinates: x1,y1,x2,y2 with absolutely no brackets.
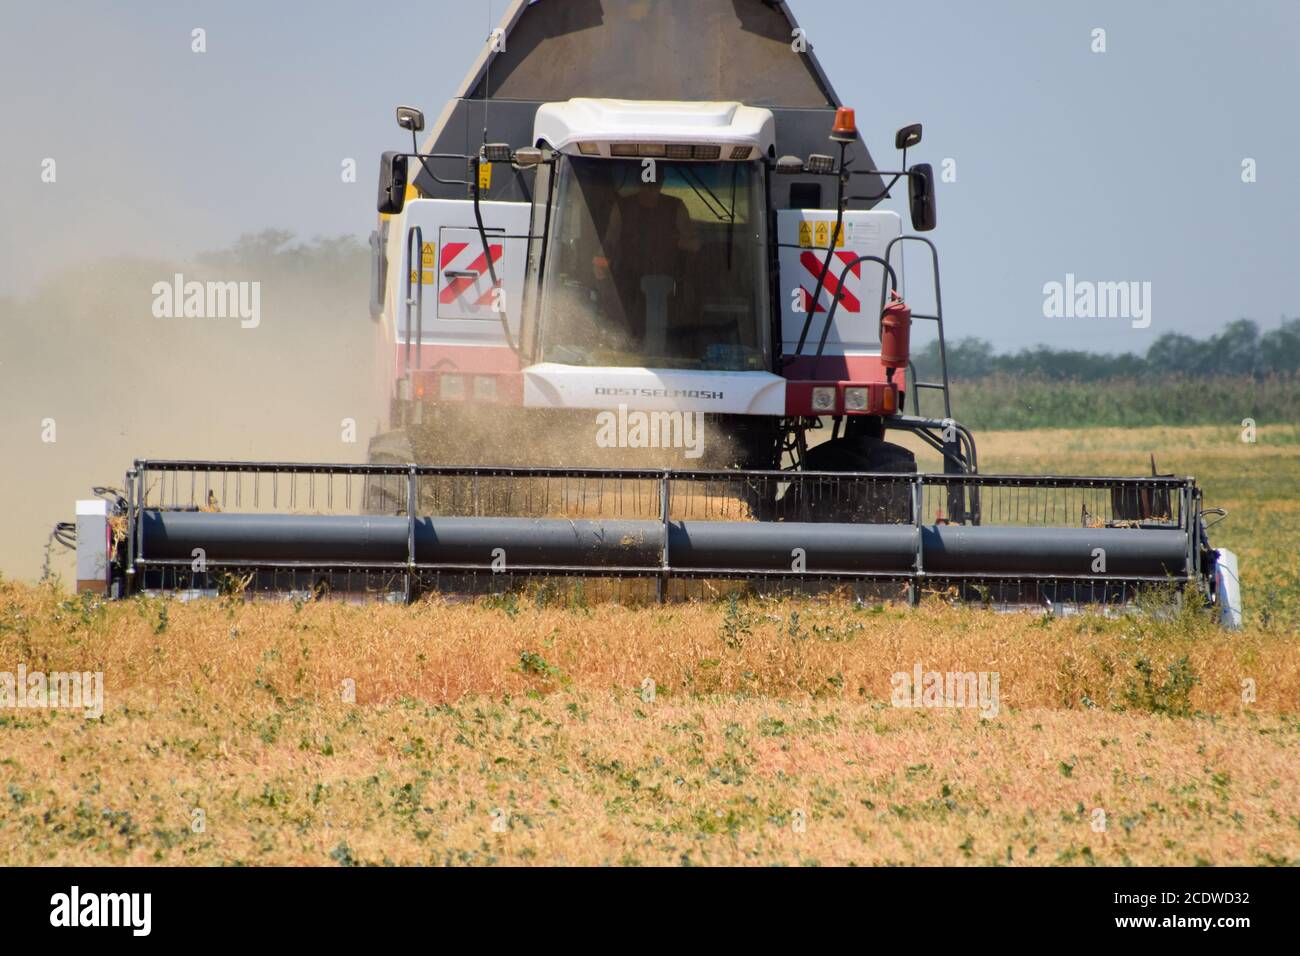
3,583,1295,715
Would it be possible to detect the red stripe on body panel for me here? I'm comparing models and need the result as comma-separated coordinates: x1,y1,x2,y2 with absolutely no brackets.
395,343,520,378
440,245,504,304
797,286,826,314
783,353,888,382
835,251,862,277
439,242,468,268
798,250,861,313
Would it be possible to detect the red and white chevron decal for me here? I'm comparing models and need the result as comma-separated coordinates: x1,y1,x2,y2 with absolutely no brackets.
797,250,861,314
438,241,503,309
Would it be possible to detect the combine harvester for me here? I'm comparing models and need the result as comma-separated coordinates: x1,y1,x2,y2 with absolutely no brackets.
72,0,1240,623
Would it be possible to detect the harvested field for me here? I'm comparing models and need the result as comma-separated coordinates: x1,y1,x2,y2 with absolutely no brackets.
0,425,1295,866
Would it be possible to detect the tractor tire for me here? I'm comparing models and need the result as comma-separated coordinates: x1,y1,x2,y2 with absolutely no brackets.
803,436,916,475
785,436,916,523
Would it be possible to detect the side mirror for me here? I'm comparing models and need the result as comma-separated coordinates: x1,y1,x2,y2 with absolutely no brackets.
377,150,409,215
895,123,922,150
396,106,425,132
907,163,936,231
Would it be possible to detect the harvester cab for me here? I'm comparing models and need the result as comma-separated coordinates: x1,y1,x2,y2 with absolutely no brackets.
67,0,1241,626
372,103,964,477
362,0,972,484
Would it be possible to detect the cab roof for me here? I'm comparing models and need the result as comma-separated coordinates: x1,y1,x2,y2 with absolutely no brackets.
534,99,777,159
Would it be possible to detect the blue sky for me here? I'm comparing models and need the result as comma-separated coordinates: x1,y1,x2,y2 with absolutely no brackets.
2,0,1296,351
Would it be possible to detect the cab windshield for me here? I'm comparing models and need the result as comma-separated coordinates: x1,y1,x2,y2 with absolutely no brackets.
539,157,769,371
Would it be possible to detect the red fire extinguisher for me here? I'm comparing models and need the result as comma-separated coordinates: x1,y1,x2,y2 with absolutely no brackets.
879,290,912,384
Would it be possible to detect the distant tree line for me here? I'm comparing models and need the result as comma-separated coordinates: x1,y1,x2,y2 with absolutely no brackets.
914,318,1300,382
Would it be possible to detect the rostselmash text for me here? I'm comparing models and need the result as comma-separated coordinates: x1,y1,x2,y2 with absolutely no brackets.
594,387,724,401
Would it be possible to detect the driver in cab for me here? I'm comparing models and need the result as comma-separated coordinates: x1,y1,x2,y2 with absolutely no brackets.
592,172,701,345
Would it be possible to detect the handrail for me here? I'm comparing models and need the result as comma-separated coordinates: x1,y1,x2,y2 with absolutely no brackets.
404,225,424,374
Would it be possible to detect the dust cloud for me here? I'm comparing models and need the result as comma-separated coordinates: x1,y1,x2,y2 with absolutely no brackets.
1,233,761,585
0,233,384,583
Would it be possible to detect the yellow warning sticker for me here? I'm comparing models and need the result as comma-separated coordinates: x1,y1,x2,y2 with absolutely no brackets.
407,244,436,286
478,161,492,191
803,220,847,249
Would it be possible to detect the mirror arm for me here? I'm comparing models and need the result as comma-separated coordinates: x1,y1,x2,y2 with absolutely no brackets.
847,172,905,203
405,151,473,188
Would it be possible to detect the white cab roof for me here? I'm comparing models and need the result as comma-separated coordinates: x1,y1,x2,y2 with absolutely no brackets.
534,98,775,158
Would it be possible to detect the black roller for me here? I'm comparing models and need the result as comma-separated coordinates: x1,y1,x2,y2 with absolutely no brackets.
922,525,1188,577
141,511,410,564
142,512,662,568
140,511,1188,579
669,521,916,573
423,517,661,568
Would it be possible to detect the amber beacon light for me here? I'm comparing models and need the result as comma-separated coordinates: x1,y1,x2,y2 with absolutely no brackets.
830,106,857,142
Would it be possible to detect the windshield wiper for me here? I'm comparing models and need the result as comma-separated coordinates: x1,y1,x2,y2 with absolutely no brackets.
676,167,734,223
725,163,738,268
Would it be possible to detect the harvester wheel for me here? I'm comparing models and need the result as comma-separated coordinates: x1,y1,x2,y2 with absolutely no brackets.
804,436,915,475
363,431,414,515
786,436,917,523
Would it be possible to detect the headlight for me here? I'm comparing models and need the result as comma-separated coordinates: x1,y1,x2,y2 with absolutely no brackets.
844,387,869,411
811,386,835,412
805,153,835,175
